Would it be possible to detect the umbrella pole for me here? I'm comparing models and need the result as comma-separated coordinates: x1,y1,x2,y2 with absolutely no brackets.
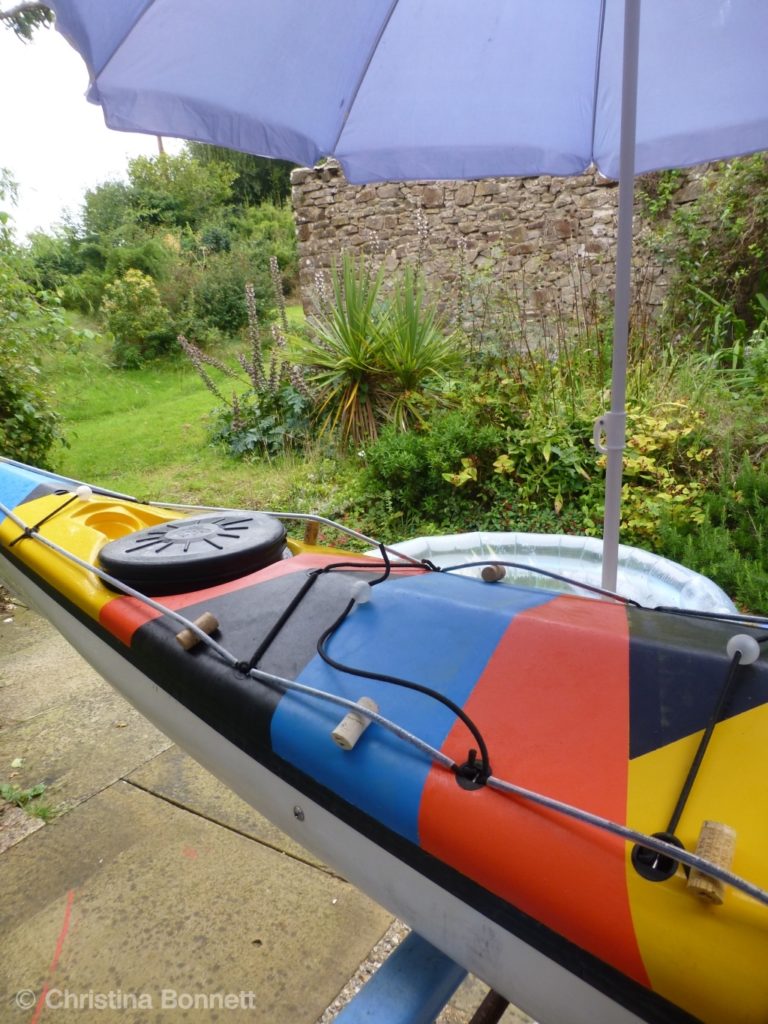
600,0,641,592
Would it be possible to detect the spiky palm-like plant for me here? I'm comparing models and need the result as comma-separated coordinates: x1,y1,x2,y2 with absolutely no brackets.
378,266,461,431
290,253,386,445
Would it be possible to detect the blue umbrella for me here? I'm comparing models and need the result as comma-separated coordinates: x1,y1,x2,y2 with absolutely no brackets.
48,0,768,588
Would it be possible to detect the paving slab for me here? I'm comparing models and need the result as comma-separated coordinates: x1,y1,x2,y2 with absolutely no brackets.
0,686,172,815
1,781,392,1023
0,799,44,854
0,607,172,818
129,745,327,871
0,608,106,723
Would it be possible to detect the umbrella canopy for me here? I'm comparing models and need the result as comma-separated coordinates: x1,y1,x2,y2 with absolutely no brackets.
50,0,768,183
48,0,768,587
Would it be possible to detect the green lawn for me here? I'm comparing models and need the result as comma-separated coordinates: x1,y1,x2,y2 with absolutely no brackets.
47,309,330,511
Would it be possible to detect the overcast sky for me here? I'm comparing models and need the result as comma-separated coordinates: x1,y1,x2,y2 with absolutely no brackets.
0,26,182,241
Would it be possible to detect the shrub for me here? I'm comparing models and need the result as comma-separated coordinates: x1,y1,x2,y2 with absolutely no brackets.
0,180,65,465
240,202,298,293
189,248,260,334
0,349,62,467
104,236,173,284
658,456,768,612
581,403,712,547
163,243,273,341
661,155,768,350
102,269,175,367
358,409,509,534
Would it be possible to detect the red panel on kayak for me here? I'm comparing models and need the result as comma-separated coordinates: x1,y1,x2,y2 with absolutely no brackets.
98,553,355,646
418,595,649,986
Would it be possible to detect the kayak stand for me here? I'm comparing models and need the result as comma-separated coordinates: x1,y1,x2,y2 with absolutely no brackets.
332,931,509,1024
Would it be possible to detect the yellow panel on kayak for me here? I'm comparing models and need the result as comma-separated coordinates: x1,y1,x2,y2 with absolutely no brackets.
626,704,768,1023
0,491,358,622
0,493,177,619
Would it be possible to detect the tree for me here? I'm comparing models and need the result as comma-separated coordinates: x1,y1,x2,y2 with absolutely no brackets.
82,180,135,240
127,152,236,230
1,3,53,40
0,170,65,466
186,142,294,207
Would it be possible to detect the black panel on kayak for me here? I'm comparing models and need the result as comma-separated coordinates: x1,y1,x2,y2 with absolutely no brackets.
628,607,768,758
98,512,288,594
127,569,370,752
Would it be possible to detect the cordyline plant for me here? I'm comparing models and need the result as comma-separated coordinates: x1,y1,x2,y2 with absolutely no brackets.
289,252,460,446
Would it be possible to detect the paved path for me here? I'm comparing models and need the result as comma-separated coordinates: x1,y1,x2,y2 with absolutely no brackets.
0,604,528,1024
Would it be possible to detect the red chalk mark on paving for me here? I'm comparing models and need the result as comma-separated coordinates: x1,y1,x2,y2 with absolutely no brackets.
181,846,198,859
30,889,75,1024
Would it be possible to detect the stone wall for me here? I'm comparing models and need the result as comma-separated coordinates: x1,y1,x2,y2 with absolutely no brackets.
291,161,700,319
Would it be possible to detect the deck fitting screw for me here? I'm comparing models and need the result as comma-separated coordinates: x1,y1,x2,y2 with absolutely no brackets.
293,806,305,821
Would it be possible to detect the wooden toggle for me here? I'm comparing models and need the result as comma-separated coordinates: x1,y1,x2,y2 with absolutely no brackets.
303,520,320,545
481,563,506,583
331,697,379,750
175,612,220,651
687,820,737,905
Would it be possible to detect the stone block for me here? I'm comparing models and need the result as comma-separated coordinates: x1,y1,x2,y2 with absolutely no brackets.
377,184,402,200
421,185,445,208
551,218,575,239
455,184,476,206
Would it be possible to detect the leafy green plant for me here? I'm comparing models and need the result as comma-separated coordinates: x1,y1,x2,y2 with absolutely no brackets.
0,174,67,465
102,268,175,368
490,412,595,518
179,282,311,458
661,155,768,348
357,408,518,536
211,382,311,458
0,781,55,821
127,152,236,231
636,170,684,219
581,403,712,546
376,266,461,431
658,455,768,612
291,254,461,445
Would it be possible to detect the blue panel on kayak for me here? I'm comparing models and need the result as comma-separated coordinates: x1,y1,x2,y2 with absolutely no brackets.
270,571,554,843
0,461,65,521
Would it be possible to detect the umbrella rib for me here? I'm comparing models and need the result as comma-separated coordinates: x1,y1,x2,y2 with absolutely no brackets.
90,0,161,82
589,0,608,168
330,0,401,153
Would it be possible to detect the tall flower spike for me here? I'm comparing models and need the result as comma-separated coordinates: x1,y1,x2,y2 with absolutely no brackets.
177,334,228,402
269,256,289,334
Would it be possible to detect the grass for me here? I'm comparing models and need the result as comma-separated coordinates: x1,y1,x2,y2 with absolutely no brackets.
0,781,57,821
45,309,351,513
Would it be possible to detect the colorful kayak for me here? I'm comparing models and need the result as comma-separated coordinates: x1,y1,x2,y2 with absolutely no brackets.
1,456,767,1024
